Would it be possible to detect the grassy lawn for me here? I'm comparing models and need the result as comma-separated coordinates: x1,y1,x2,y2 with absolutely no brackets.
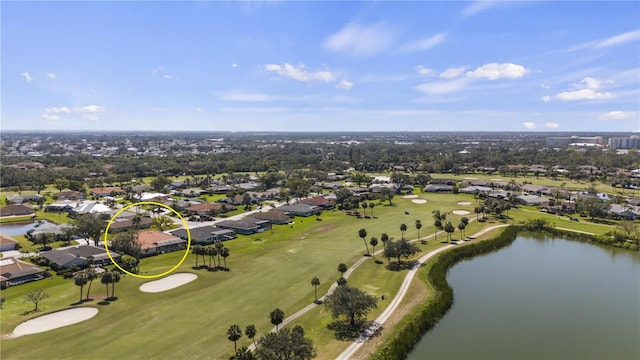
35,210,74,224
0,193,619,359
0,215,36,224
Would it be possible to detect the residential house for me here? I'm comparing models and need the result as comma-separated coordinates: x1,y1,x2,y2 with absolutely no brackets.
108,215,152,233
216,218,271,235
0,204,36,219
41,245,120,269
300,196,335,209
609,204,639,220
248,209,292,225
520,184,551,196
170,226,236,245
424,184,453,193
6,193,45,204
68,201,111,218
28,222,74,238
516,195,549,206
89,187,125,197
185,202,234,216
45,201,74,213
0,234,18,252
430,178,456,185
235,182,260,191
135,192,169,202
53,190,86,201
0,258,48,289
210,185,233,194
134,230,187,257
277,203,321,217
460,185,494,194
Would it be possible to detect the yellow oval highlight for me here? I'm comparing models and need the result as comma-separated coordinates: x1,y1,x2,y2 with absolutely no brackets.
103,201,191,279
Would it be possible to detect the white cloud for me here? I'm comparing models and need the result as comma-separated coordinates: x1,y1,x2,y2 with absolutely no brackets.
555,77,614,101
598,111,638,120
47,73,57,79
595,29,640,48
336,80,353,90
522,122,536,129
415,78,470,95
195,107,204,113
231,63,238,68
545,122,560,128
542,96,551,102
461,0,499,19
152,66,164,75
163,74,172,80
42,105,104,121
265,63,335,83
323,22,397,57
21,72,33,82
42,114,59,121
44,106,71,114
416,65,435,76
439,67,467,79
465,63,529,80
219,91,317,102
401,33,447,52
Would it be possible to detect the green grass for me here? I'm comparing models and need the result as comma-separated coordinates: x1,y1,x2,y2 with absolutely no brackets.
0,215,36,224
0,193,620,359
35,210,74,224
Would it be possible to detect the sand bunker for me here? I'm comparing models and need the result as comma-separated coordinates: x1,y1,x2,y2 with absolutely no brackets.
457,201,472,206
411,199,427,204
452,210,470,215
139,273,197,293
463,177,478,180
11,307,98,337
491,178,503,181
403,195,419,199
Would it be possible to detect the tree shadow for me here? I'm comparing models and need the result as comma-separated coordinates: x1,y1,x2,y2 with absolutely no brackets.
385,260,418,272
327,319,378,341
97,301,110,306
374,260,384,265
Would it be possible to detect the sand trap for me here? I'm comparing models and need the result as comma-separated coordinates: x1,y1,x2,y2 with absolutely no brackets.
452,210,470,215
491,178,503,181
463,177,478,180
411,199,427,204
11,307,98,337
403,195,419,199
457,201,472,206
139,273,197,293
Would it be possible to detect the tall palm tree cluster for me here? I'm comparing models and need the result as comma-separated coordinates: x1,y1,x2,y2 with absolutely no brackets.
192,242,230,269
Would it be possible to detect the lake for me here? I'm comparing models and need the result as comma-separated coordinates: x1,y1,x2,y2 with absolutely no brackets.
0,220,54,236
407,234,640,360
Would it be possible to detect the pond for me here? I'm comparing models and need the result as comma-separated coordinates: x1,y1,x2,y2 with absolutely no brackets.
0,220,55,237
407,234,640,359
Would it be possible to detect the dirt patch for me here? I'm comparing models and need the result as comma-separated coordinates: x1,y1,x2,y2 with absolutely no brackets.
411,199,427,204
457,201,472,206
452,210,470,215
139,273,197,293
313,224,336,233
11,307,98,337
402,195,419,199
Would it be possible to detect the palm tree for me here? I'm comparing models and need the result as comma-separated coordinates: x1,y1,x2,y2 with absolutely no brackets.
311,277,320,302
358,228,370,255
415,220,422,240
474,206,482,220
269,308,285,332
192,246,201,268
227,324,242,353
101,271,113,299
215,241,224,267
400,223,407,240
369,202,375,217
210,246,219,268
381,233,389,250
221,247,230,269
111,271,121,298
132,214,142,230
337,277,347,286
369,237,378,259
458,222,466,239
361,201,368,217
337,263,348,276
84,268,98,300
444,222,455,242
245,324,257,348
74,273,88,302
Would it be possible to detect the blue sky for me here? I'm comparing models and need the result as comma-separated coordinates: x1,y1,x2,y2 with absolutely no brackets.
2,1,639,132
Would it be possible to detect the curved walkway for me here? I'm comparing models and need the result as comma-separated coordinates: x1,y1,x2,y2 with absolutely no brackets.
336,224,509,360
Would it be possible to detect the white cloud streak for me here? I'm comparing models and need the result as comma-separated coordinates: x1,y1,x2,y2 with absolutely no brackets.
265,63,335,83
42,105,105,121
598,111,638,120
595,29,640,48
21,72,33,82
323,22,397,57
416,65,435,76
47,73,57,79
461,0,499,19
336,80,353,90
545,122,560,128
522,122,536,129
440,67,467,79
415,78,470,95
401,33,447,52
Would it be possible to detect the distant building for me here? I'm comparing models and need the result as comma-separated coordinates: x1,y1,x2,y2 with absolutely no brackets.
608,136,640,150
545,136,603,147
0,258,48,289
